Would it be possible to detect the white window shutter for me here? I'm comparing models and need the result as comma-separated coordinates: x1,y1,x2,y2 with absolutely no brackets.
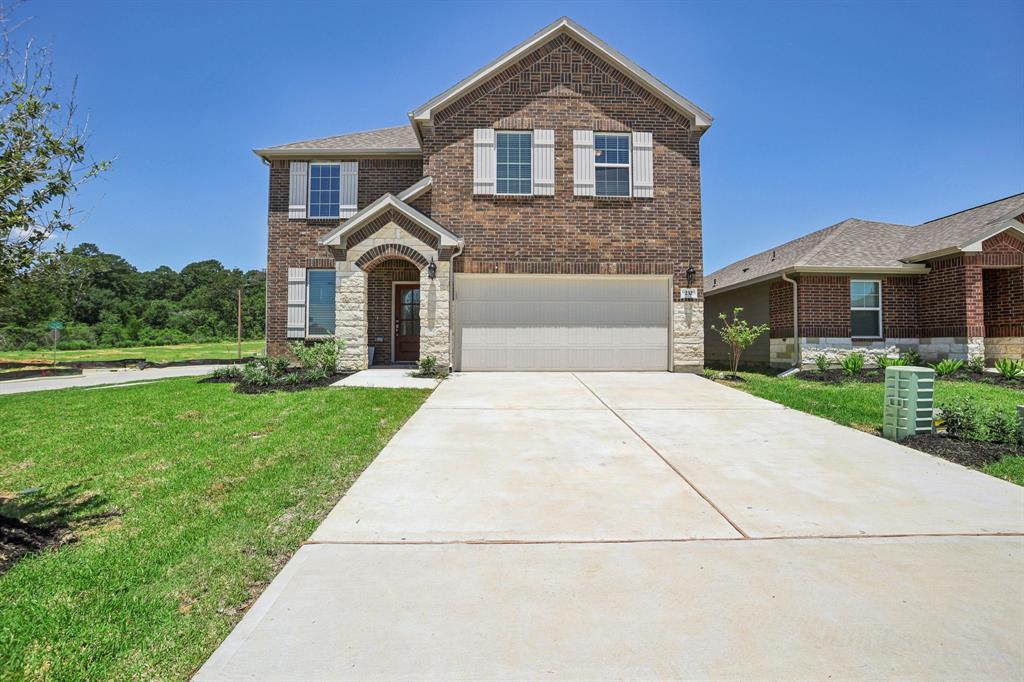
632,132,654,198
473,128,495,195
288,162,308,219
287,267,306,338
532,129,555,196
340,162,358,218
573,130,595,196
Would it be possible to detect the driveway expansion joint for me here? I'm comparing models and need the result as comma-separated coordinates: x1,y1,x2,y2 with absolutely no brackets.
571,372,751,539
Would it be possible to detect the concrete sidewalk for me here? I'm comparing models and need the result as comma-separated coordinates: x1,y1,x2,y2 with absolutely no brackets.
0,364,228,395
195,372,1024,681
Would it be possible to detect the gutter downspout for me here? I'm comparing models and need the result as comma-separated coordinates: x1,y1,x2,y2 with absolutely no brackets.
781,271,800,368
447,241,465,371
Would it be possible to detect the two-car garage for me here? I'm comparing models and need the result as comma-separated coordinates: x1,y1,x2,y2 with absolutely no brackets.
453,275,672,371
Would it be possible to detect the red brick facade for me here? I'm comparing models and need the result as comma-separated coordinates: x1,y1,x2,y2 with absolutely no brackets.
765,233,1024,342
265,158,423,354
421,34,705,300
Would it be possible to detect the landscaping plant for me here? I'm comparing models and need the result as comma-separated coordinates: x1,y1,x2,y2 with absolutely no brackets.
877,355,910,369
968,356,986,374
840,352,865,377
814,354,830,372
711,307,770,375
414,354,448,379
930,358,965,377
994,358,1024,380
290,338,345,373
901,350,922,366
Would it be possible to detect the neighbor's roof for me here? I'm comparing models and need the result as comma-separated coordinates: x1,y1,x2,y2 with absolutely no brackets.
707,192,1024,295
409,17,713,133
254,125,420,160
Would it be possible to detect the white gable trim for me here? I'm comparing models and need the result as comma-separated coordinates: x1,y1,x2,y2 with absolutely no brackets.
318,193,460,248
408,17,712,132
396,176,432,203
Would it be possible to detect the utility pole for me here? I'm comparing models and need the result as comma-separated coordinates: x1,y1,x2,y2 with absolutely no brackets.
237,287,243,360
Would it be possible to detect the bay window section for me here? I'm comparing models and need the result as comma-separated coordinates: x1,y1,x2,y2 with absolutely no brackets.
307,270,336,336
851,280,882,338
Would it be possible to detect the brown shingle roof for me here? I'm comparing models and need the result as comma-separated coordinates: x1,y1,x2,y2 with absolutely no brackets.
708,193,1024,294
255,125,420,157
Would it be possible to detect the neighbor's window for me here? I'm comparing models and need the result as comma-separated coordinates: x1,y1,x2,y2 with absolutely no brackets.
308,163,341,218
496,131,532,195
307,270,336,336
851,280,881,338
595,133,630,197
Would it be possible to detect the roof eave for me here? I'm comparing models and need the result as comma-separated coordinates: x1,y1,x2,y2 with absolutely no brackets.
254,147,422,161
706,264,931,296
410,16,712,131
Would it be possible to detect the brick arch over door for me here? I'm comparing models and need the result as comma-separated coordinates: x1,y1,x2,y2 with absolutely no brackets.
355,244,429,272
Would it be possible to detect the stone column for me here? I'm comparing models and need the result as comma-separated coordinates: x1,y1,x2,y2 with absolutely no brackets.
419,259,451,368
672,300,704,372
967,337,986,364
335,262,368,371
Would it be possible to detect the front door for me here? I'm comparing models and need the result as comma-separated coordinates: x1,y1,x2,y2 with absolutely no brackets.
393,284,420,362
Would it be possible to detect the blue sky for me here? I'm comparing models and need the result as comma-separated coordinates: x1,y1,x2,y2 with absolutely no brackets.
29,0,1024,274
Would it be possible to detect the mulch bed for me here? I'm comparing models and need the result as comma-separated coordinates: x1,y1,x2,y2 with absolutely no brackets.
798,368,1024,389
901,433,1020,468
200,370,354,394
0,515,64,576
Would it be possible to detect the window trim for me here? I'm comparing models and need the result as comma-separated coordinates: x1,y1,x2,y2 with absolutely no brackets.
494,130,533,196
594,132,632,198
307,162,342,220
305,268,336,338
850,278,883,339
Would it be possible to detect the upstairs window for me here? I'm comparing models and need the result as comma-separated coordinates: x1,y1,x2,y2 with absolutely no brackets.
851,280,882,338
309,163,341,218
595,133,630,197
496,131,532,195
307,269,336,336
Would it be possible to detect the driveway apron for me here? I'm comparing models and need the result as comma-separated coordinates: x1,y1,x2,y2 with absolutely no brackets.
196,372,1024,681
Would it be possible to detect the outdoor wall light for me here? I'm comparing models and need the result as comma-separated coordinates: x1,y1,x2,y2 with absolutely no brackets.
686,264,696,288
427,258,437,280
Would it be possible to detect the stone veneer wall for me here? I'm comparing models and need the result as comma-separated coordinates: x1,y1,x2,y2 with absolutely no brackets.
985,337,1024,361
419,261,451,368
672,301,703,372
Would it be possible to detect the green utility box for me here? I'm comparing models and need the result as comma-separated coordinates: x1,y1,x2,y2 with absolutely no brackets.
883,366,935,441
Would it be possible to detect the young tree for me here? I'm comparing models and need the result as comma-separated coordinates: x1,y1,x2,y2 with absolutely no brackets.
712,307,770,375
0,3,109,294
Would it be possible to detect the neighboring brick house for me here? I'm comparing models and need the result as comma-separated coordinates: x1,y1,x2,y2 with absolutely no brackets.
255,17,712,371
704,194,1024,368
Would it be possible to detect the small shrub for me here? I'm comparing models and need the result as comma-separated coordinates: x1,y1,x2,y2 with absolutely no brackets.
877,355,909,369
994,358,1024,379
814,354,829,372
930,358,964,377
417,355,438,376
901,350,922,366
939,396,981,441
967,356,986,374
985,410,1021,446
840,352,865,376
711,308,770,374
301,367,330,383
702,368,724,381
209,365,243,380
241,362,274,387
290,339,344,373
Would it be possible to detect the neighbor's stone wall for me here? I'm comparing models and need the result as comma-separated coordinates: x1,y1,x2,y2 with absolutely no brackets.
672,301,703,372
985,337,1024,362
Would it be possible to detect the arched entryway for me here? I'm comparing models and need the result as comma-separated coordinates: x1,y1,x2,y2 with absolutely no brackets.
362,257,422,365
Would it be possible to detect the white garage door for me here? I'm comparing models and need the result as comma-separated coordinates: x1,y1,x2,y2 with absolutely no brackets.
454,275,670,371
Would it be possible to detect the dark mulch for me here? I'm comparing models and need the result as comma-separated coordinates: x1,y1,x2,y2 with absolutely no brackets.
797,368,1024,389
201,370,354,393
0,515,63,576
901,433,1020,468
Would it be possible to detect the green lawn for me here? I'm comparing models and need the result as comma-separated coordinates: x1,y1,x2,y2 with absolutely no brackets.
0,378,429,681
0,340,265,365
728,372,1023,484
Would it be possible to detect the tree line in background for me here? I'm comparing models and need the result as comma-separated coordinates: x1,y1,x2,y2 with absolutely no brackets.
0,243,265,351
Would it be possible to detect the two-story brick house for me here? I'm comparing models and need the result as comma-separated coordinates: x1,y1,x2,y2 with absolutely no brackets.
255,17,711,372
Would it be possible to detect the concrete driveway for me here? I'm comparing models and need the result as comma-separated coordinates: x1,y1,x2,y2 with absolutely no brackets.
195,372,1024,681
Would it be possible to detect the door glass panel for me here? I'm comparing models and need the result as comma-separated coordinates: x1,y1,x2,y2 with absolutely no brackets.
399,320,419,336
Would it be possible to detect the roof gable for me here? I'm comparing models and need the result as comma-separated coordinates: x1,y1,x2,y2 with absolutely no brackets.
409,17,712,133
318,193,460,248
